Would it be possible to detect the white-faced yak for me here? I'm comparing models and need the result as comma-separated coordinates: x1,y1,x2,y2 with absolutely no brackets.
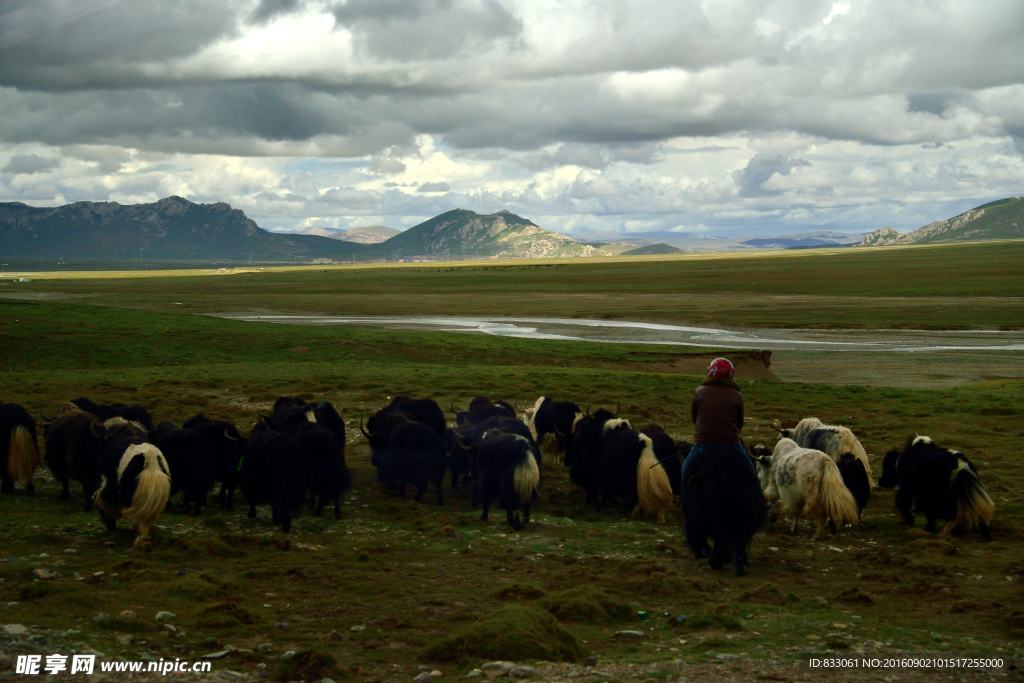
241,421,307,532
779,418,874,504
153,421,215,515
183,414,246,509
0,403,40,495
523,396,583,459
682,444,767,576
93,443,171,551
474,431,541,531
598,419,674,522
294,421,350,519
878,436,993,540
44,404,109,509
756,439,860,540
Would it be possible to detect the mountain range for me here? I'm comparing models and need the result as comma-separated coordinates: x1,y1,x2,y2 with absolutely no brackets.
860,197,1024,246
1,195,1020,263
287,225,399,244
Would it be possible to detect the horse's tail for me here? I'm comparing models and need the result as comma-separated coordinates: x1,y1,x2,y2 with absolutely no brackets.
818,458,860,528
636,434,673,517
952,458,994,530
7,424,40,483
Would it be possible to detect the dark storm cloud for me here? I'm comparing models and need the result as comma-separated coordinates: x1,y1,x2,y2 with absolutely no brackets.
249,0,301,24
0,0,239,89
734,154,812,198
1,152,60,174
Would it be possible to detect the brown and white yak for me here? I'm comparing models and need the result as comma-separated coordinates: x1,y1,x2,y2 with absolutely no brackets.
94,443,171,551
0,403,41,495
756,438,860,540
598,419,674,522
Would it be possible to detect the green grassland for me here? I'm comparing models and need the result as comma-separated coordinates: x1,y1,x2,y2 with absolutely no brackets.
3,239,1024,329
1,294,1023,680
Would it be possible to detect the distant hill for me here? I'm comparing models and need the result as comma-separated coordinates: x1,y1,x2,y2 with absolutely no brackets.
375,209,606,258
742,231,860,249
861,197,1024,246
286,225,399,244
622,243,683,255
0,197,362,261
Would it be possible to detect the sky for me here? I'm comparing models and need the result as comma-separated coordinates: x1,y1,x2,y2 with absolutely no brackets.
1,0,1023,238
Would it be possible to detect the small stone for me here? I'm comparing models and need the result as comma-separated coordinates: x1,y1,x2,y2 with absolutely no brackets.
258,643,274,653
141,653,159,662
155,611,175,622
31,569,54,579
115,634,133,645
414,673,433,683
220,672,246,681
715,654,740,660
119,610,136,619
584,657,597,667
37,553,49,559
430,671,443,678
509,666,536,679
275,622,289,630
481,662,515,679
204,637,221,647
164,624,177,633
320,679,337,683
614,630,645,638
465,672,483,679
201,650,233,659
330,630,342,641
64,549,77,554
815,597,828,605
350,625,366,632
3,624,28,636
806,634,822,640
281,649,300,659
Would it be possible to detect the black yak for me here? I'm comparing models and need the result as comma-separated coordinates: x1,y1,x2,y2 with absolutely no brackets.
93,442,171,551
597,419,674,521
44,404,109,509
0,403,40,495
294,421,350,518
567,408,616,504
375,416,447,505
389,396,446,439
475,432,541,531
445,422,477,490
70,397,154,432
240,421,307,532
153,422,215,515
878,436,993,540
523,396,583,458
452,397,516,426
183,414,246,508
683,444,767,576
755,439,860,539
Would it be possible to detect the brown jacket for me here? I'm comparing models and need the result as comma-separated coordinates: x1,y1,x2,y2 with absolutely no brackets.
691,378,743,444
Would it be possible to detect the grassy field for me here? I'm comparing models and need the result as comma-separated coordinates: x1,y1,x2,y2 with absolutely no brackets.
3,240,1024,330
1,293,1022,681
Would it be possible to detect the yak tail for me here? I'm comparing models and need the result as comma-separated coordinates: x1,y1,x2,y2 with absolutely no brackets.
951,459,994,530
122,458,171,531
513,450,540,505
7,425,40,483
818,460,860,528
636,435,673,517
837,428,874,488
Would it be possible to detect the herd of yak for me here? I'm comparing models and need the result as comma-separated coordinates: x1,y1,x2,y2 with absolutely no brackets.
0,394,996,575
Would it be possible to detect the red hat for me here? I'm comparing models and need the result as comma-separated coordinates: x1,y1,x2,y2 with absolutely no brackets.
707,357,735,379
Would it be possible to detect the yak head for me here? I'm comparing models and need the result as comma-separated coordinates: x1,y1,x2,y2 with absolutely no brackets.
877,449,901,488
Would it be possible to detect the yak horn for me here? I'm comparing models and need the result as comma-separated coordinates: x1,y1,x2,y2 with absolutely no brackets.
553,426,566,437
450,400,461,415
224,429,239,442
89,420,105,437
256,411,269,421
651,451,684,469
584,404,592,419
513,402,526,413
359,418,371,439
769,424,784,433
40,411,55,423
613,402,621,417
